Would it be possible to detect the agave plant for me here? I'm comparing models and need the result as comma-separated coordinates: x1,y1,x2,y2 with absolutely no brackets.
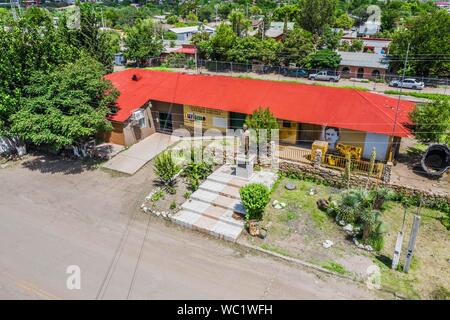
153,151,181,186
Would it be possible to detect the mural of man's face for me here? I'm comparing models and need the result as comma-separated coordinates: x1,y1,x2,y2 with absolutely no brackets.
325,128,340,149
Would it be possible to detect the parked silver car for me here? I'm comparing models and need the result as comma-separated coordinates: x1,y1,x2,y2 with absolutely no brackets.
308,70,340,82
389,78,425,90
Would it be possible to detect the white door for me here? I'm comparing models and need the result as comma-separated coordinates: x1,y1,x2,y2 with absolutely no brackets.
363,132,390,161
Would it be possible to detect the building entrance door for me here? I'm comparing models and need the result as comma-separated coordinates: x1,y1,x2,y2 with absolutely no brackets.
159,112,173,133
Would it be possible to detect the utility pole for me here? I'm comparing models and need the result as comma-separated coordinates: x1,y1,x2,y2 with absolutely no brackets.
195,48,198,74
404,211,421,273
391,41,410,160
392,204,408,270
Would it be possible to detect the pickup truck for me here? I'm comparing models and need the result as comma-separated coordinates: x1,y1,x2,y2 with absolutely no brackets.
389,78,425,90
308,70,340,82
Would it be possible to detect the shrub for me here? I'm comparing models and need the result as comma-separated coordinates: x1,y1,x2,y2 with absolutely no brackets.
370,187,392,210
240,183,270,221
151,189,164,202
169,201,177,210
184,161,213,191
153,152,180,186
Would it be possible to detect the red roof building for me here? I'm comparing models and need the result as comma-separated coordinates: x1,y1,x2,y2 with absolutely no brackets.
104,69,415,161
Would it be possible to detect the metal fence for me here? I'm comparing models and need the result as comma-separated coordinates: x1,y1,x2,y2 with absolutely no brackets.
146,56,450,89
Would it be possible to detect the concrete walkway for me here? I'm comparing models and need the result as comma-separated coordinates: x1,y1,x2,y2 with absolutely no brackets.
102,133,179,175
171,164,278,242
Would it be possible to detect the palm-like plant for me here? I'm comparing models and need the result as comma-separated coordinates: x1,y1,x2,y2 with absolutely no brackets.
153,151,180,186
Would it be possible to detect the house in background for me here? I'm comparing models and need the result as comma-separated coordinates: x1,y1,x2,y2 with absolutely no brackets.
341,37,391,54
104,69,415,161
358,20,381,36
337,51,389,79
169,25,215,41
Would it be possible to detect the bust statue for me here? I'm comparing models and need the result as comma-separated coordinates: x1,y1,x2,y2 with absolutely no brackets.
242,124,250,156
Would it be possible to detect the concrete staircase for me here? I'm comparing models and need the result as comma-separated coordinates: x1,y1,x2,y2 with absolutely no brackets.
171,164,278,242
171,166,249,241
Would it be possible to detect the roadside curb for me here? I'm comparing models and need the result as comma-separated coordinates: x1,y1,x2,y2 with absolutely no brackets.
236,240,357,281
236,239,406,300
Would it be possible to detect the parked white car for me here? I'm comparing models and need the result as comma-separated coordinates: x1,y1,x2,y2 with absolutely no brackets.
389,78,425,90
308,70,340,82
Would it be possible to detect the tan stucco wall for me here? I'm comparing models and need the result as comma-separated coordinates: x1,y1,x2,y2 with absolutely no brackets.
123,107,155,146
150,100,184,132
279,120,298,144
183,105,229,133
104,121,125,146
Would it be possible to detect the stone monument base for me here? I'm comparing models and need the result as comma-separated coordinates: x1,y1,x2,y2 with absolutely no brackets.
236,154,256,179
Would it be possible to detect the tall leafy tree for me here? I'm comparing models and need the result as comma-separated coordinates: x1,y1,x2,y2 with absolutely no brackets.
306,49,342,69
389,10,450,77
124,18,163,66
279,27,315,66
228,10,251,37
0,7,77,137
10,56,118,150
298,0,337,35
205,23,237,61
410,99,450,144
74,3,117,71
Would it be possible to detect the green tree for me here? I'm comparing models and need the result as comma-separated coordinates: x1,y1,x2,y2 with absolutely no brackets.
205,23,237,61
389,10,450,77
124,19,163,66
272,4,301,22
198,5,214,22
166,15,179,25
280,27,315,66
298,0,337,35
339,39,363,52
245,107,279,162
226,36,280,65
228,10,251,37
0,7,78,138
74,3,117,71
334,13,354,29
185,12,199,24
9,56,118,150
180,0,199,18
318,29,342,50
409,99,450,144
307,49,341,69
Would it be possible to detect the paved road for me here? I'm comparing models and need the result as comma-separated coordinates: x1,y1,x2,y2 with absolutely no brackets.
0,154,377,299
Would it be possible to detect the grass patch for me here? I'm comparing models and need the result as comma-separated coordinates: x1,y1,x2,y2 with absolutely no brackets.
321,261,348,275
145,66,176,72
260,243,290,257
431,286,450,300
406,143,427,156
310,209,327,229
373,258,421,299
384,90,450,101
335,85,369,91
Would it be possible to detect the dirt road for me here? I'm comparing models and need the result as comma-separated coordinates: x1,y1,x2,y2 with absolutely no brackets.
0,154,377,299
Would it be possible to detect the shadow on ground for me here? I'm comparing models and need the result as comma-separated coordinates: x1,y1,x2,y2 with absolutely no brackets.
21,153,101,175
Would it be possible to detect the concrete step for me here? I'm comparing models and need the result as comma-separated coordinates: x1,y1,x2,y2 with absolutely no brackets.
190,189,246,215
198,180,241,199
171,210,243,242
181,199,244,228
207,173,248,189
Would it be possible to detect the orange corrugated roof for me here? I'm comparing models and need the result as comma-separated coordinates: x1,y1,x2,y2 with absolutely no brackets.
105,69,415,137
